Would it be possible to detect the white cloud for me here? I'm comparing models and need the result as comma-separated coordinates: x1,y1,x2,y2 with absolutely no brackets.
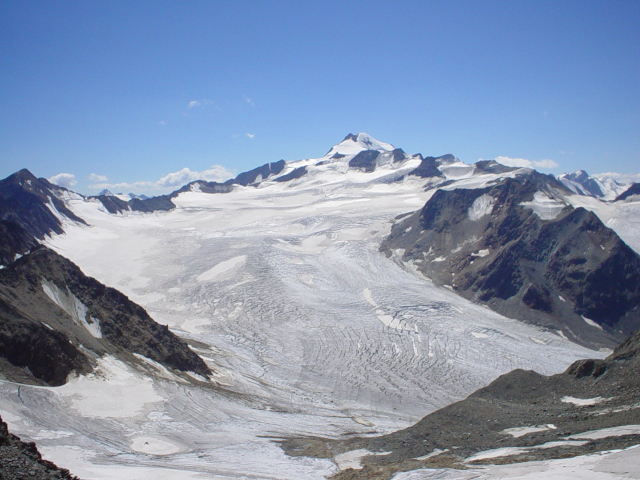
494,156,559,170
244,95,255,107
157,165,234,188
49,173,77,189
87,165,235,195
593,172,640,184
188,99,213,109
246,133,255,139
87,173,108,182
88,181,156,192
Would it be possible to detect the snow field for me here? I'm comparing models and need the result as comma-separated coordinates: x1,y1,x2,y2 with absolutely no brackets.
9,179,610,478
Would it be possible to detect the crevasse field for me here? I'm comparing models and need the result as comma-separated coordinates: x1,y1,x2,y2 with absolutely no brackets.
3,162,640,479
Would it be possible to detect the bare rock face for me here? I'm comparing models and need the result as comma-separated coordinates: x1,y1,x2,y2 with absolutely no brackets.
616,182,640,202
381,173,640,348
0,169,86,241
0,246,211,385
0,169,211,386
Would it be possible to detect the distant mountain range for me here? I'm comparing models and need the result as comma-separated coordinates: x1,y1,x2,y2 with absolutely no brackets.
1,132,640,478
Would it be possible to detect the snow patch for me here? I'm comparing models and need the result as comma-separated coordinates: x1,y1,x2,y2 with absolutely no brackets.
520,192,566,220
197,255,247,282
582,315,603,330
502,424,556,438
561,396,609,406
566,425,640,440
468,194,495,221
42,279,102,338
57,356,162,418
334,449,390,471
363,288,377,307
130,436,188,455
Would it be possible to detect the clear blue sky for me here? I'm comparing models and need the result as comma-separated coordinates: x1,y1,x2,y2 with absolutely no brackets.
1,1,639,194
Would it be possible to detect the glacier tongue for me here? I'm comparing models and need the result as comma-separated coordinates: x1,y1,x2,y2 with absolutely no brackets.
5,174,604,479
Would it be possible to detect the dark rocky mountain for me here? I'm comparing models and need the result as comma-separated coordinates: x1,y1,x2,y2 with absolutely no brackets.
616,182,640,202
348,150,383,172
0,169,86,242
275,166,308,182
172,180,234,195
284,327,640,480
0,246,211,386
474,159,520,175
226,159,286,186
0,169,211,386
0,415,79,480
404,155,444,179
381,172,640,348
91,192,176,214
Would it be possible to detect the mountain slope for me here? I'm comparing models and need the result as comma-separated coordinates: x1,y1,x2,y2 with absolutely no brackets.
0,169,86,240
0,246,211,385
284,327,640,480
380,173,640,348
616,182,640,202
0,169,211,385
0,415,79,480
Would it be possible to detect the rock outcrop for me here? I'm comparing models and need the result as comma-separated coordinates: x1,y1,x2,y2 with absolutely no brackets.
284,327,640,480
0,246,211,385
0,415,79,480
381,173,640,347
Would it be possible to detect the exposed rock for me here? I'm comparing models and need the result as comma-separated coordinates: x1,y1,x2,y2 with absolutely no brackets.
348,150,381,172
275,166,308,182
406,155,444,178
283,328,640,480
475,159,520,175
616,182,640,202
381,173,640,347
227,160,286,186
172,181,233,196
0,169,86,240
0,246,211,385
0,415,80,479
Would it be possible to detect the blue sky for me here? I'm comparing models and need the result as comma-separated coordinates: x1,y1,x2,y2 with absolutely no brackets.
1,1,639,195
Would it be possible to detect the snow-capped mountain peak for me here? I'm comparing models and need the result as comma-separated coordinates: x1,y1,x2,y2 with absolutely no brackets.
325,132,395,157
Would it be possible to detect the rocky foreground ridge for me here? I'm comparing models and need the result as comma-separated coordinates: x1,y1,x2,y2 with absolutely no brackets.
0,415,79,480
282,326,640,479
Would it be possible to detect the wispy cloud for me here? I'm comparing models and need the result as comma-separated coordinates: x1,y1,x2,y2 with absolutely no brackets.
246,133,255,139
88,181,157,192
243,95,255,107
494,156,559,170
87,173,108,182
188,99,214,109
49,173,77,188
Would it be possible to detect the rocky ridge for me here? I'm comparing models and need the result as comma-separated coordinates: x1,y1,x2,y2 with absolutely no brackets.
0,171,211,386
0,415,79,480
282,327,640,480
380,172,640,348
